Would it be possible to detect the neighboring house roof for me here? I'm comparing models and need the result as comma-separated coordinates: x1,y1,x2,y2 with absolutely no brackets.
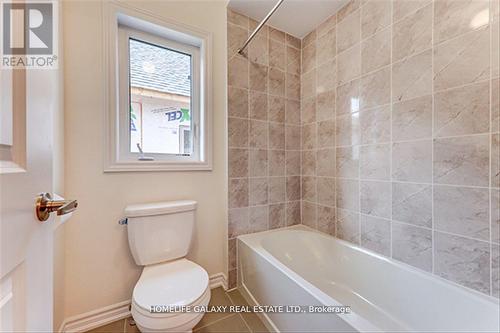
129,39,191,97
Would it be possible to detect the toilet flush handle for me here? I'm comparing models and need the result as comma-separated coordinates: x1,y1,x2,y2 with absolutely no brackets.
118,218,128,225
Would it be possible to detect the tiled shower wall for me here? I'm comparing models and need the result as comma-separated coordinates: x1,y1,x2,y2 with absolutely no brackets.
227,10,302,289
299,0,499,298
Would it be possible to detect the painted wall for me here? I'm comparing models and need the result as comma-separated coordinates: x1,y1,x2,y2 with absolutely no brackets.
62,0,228,318
299,0,499,298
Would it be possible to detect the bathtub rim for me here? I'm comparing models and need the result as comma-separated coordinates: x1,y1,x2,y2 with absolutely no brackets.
237,225,499,332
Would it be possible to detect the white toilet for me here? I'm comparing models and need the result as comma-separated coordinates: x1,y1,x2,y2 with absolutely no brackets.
125,200,211,332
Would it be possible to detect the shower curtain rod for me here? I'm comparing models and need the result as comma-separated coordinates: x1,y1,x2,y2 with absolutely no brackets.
237,0,285,54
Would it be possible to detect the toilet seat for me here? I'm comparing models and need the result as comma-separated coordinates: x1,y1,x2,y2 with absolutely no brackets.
131,259,210,332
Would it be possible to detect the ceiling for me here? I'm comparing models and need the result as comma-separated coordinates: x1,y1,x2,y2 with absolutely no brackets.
227,0,348,38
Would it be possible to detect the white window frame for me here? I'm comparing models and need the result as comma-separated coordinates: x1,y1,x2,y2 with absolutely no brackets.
103,2,212,172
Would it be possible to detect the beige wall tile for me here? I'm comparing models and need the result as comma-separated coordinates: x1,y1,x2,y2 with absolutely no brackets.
301,97,316,124
228,87,248,118
337,9,361,53
228,207,249,238
269,177,286,204
302,43,317,74
248,149,268,177
336,113,360,147
337,209,360,244
317,177,336,207
360,105,391,144
286,176,301,201
336,79,360,115
360,144,391,180
361,0,391,39
302,201,318,229
317,148,336,177
360,214,391,256
317,30,336,66
360,66,391,109
318,205,336,236
337,45,361,85
229,148,248,178
302,150,317,176
392,95,432,141
249,91,267,120
286,73,301,99
285,99,301,124
269,203,286,229
269,123,285,149
392,182,432,228
228,23,248,58
286,46,301,75
360,181,391,219
491,78,499,132
248,35,268,66
249,62,268,92
286,150,301,175
392,49,432,102
269,150,286,176
361,28,391,75
248,120,268,148
269,96,285,123
392,222,432,272
491,189,500,243
286,201,301,226
249,206,268,233
336,146,360,179
302,176,317,202
228,117,248,148
393,0,431,22
269,40,285,71
392,140,433,183
337,0,361,23
336,179,360,211
228,56,249,89
318,120,335,148
285,125,301,150
229,178,249,208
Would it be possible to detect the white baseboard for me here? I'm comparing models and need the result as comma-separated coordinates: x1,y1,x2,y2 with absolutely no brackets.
58,272,227,332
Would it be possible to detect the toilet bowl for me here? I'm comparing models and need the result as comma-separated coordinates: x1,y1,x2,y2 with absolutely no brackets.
124,200,210,332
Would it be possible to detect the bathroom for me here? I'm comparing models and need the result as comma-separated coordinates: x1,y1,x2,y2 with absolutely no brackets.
0,0,498,332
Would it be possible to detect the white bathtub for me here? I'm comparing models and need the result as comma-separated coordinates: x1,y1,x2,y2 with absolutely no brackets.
237,225,499,332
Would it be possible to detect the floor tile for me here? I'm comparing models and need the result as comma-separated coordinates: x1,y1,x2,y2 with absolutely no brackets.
195,314,250,333
86,319,125,333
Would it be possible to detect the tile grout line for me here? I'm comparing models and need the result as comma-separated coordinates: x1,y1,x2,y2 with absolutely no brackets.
431,0,436,276
389,0,394,259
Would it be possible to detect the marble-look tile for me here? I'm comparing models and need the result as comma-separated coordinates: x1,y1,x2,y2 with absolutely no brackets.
286,176,301,201
360,66,391,110
492,133,499,188
361,28,391,75
492,243,500,298
302,176,317,202
286,201,301,226
248,120,268,148
228,207,249,238
393,0,431,22
359,143,390,181
335,113,360,148
269,203,286,229
269,27,285,43
360,105,391,144
336,146,360,179
269,177,286,203
392,222,432,272
317,177,336,207
336,179,360,211
492,78,499,132
434,0,490,44
269,122,285,150
361,214,391,256
392,182,432,228
434,82,490,137
337,45,361,86
302,29,317,48
302,123,317,150
302,201,318,229
286,34,301,49
248,149,267,177
249,206,268,233
337,0,361,23
268,96,285,123
269,39,285,71
269,68,285,97
433,135,490,187
318,120,335,148
317,30,336,66
228,87,248,118
392,140,432,183
361,0,391,39
392,95,432,141
336,79,360,115
317,91,336,121
337,209,360,244
317,14,337,37
286,46,301,75
269,150,285,176
317,60,336,94
228,238,237,270
392,3,432,62
285,73,300,100
392,49,432,102
249,62,268,93
248,34,268,66
317,148,336,177
337,9,361,54
301,97,316,124
286,150,301,176
228,56,248,89
435,232,490,294
434,185,490,240
360,181,391,219
229,178,248,208
228,23,248,58
491,189,500,243
285,125,301,150
228,9,249,29
285,99,301,124
492,7,499,78
302,150,316,176
433,27,490,92
318,205,336,236
249,178,268,206
228,117,248,148
229,149,248,178
302,43,316,74
249,91,267,120
302,70,316,100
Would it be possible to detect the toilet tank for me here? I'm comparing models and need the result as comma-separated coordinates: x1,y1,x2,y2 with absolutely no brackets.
125,200,197,266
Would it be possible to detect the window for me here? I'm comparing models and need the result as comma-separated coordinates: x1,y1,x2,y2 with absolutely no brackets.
104,4,212,171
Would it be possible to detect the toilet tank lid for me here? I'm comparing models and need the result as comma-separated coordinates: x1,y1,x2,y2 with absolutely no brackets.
124,200,197,217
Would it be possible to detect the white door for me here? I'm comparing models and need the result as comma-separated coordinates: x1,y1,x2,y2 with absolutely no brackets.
0,17,63,333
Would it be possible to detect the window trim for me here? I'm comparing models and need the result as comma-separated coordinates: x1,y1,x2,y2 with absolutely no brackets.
103,2,212,172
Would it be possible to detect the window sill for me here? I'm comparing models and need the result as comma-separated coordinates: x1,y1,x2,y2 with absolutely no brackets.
103,160,212,172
